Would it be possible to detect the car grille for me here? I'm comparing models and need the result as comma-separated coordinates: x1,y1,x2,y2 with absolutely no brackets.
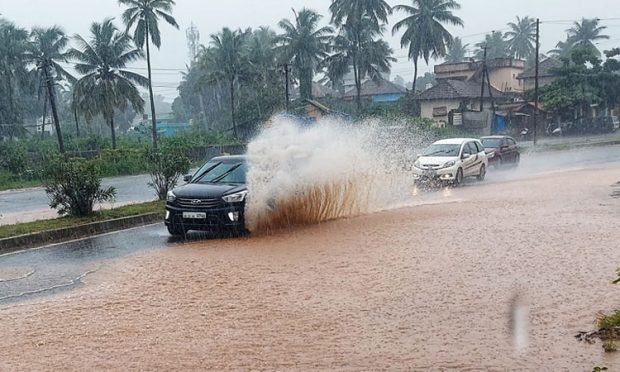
176,198,222,209
421,164,441,169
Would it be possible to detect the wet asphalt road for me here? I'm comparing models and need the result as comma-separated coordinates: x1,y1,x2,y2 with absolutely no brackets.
0,144,619,305
0,224,171,304
0,173,156,222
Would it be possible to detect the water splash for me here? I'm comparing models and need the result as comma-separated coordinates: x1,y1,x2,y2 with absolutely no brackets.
245,116,424,233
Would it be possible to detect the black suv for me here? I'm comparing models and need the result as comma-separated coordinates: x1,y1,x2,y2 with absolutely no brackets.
165,155,247,236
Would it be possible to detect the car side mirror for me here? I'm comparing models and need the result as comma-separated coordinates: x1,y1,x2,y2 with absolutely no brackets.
183,174,192,183
462,153,471,159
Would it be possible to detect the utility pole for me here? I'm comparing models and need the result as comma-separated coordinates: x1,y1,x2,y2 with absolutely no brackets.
284,63,290,112
479,46,487,112
533,18,540,146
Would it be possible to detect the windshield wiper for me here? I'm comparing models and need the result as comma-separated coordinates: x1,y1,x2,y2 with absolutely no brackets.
192,162,222,183
208,164,242,183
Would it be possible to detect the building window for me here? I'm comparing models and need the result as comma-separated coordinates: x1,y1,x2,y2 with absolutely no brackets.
433,106,448,117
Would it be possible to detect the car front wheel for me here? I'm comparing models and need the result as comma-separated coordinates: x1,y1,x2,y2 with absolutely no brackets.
477,164,486,181
167,224,186,237
453,168,463,186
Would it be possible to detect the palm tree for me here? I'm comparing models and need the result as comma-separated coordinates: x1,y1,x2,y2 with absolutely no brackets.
204,28,249,139
566,18,609,56
28,26,74,153
330,0,392,29
475,31,510,60
119,0,179,150
69,19,147,149
548,37,574,58
444,36,468,63
0,20,29,138
277,8,333,100
505,16,536,60
329,0,392,111
324,20,395,103
392,0,463,92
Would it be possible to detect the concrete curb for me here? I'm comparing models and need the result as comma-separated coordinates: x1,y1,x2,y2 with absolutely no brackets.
0,212,163,255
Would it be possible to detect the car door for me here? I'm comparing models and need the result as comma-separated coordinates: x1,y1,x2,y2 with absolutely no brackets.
461,142,479,176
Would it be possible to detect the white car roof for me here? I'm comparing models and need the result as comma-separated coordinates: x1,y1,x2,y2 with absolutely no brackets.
433,138,479,145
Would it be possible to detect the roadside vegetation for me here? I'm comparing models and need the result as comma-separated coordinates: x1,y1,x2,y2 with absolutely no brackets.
577,269,620,353
0,200,164,240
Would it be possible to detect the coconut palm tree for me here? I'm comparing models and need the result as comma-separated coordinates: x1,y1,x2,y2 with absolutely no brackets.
204,28,249,139
277,8,333,100
329,0,392,111
330,0,392,30
392,0,463,92
0,20,29,138
566,18,609,56
548,37,574,58
444,36,468,63
119,0,179,150
69,19,147,149
505,16,536,60
475,31,510,60
28,26,74,153
323,19,395,104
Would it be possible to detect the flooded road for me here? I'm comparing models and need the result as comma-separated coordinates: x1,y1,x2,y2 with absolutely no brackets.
1,162,620,369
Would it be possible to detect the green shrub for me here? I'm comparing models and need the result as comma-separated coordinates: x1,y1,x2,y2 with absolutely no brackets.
145,143,191,200
96,148,146,176
0,142,31,176
44,157,116,217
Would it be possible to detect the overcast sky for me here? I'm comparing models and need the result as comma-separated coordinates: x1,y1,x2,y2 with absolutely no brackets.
2,0,619,100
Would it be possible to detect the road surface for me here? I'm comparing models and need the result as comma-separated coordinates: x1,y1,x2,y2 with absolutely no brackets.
0,173,156,225
1,149,619,369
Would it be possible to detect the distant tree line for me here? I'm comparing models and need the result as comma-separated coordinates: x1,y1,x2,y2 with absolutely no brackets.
0,0,614,153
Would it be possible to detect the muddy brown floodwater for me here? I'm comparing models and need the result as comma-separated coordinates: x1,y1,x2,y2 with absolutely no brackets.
2,165,620,370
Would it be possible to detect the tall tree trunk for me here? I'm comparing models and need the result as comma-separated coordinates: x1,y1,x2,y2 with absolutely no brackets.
74,106,80,137
109,114,116,150
230,79,237,139
145,20,158,151
41,89,48,140
353,60,361,113
300,67,312,100
412,59,419,93
44,66,65,154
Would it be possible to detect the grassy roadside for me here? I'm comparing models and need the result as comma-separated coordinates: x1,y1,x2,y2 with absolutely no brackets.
0,200,165,239
0,171,44,192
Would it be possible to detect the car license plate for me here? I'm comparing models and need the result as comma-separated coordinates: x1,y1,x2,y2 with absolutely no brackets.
183,212,207,219
423,170,436,177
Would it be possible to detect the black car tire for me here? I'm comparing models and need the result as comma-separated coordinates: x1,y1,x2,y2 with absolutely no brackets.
167,224,186,237
477,164,486,181
454,168,463,186
513,153,520,167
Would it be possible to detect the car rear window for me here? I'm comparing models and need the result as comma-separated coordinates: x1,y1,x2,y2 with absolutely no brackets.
481,138,502,148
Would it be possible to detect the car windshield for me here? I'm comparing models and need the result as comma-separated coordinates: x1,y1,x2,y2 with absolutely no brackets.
422,144,461,157
481,138,502,148
193,161,247,184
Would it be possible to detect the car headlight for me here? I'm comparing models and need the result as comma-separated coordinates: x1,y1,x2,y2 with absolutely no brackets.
442,160,456,168
222,190,248,203
166,191,176,203
414,160,422,169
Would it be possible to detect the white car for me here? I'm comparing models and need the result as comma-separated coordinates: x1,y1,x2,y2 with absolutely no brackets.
413,138,488,186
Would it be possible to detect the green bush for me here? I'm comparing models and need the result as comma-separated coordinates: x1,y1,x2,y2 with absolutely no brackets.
96,148,147,176
0,142,31,176
145,143,191,200
44,157,116,217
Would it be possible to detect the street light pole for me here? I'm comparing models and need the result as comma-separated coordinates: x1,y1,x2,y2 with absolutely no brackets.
533,18,540,146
